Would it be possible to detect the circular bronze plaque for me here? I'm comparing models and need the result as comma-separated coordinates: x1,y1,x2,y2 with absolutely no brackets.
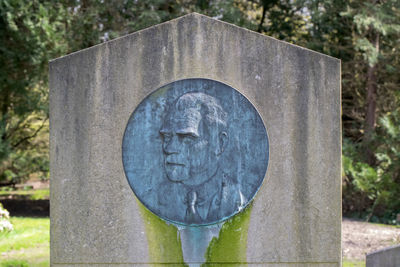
122,79,269,226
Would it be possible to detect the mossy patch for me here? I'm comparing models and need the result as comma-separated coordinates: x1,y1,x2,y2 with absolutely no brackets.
138,200,253,266
138,201,187,266
204,203,253,266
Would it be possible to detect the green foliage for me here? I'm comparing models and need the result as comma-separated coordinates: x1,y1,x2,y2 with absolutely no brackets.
0,1,67,184
0,188,49,200
0,0,257,186
374,109,400,216
341,0,400,125
341,0,400,66
343,107,400,224
1,260,29,267
0,0,399,223
308,0,400,223
238,0,308,42
57,0,256,51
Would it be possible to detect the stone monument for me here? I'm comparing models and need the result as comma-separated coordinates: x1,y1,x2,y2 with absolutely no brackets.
50,13,341,266
366,245,400,267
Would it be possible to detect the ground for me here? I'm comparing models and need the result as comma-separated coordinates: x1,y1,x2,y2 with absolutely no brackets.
342,218,400,261
1,184,400,266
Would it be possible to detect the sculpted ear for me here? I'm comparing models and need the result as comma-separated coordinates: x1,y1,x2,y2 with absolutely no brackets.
217,131,228,156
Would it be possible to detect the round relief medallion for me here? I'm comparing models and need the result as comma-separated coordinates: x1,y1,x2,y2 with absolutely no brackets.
122,78,269,226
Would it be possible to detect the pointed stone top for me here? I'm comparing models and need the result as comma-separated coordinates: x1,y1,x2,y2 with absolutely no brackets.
51,12,338,64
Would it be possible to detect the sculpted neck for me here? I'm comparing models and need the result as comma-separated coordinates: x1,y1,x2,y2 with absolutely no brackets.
182,168,222,200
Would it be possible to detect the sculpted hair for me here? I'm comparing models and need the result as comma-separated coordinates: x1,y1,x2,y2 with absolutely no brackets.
174,92,227,128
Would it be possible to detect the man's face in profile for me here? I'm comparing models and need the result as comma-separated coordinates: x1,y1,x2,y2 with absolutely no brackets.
160,108,220,187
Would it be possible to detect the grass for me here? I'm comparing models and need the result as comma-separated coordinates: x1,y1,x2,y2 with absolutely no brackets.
0,189,49,200
0,217,49,267
0,214,392,267
343,259,365,267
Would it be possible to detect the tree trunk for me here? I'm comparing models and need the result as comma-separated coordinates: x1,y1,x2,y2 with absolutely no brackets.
257,4,267,33
1,88,10,141
363,34,379,165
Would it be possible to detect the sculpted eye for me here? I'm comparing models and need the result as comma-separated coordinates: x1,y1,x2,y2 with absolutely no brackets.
177,133,196,143
161,132,172,142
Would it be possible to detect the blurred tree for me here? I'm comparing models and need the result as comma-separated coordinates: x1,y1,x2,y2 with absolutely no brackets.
0,1,68,185
249,0,400,222
337,0,400,221
0,0,399,222
341,0,400,165
241,0,308,42
59,0,256,53
0,0,254,185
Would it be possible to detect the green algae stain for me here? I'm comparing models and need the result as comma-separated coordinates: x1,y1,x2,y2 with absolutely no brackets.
203,203,253,267
137,201,187,267
138,199,253,267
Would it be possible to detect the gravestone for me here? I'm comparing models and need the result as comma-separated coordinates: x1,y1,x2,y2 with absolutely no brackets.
50,13,341,266
366,245,400,267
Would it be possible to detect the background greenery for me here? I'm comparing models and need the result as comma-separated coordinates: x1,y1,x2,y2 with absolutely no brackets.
0,0,399,224
0,217,49,266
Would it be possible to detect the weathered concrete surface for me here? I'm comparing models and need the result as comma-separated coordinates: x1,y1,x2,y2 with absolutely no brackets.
366,245,400,267
50,13,341,266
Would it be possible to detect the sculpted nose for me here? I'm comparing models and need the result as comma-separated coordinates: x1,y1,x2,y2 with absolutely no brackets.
163,135,179,154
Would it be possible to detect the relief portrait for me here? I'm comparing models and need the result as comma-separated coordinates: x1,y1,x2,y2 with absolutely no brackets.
122,79,269,226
